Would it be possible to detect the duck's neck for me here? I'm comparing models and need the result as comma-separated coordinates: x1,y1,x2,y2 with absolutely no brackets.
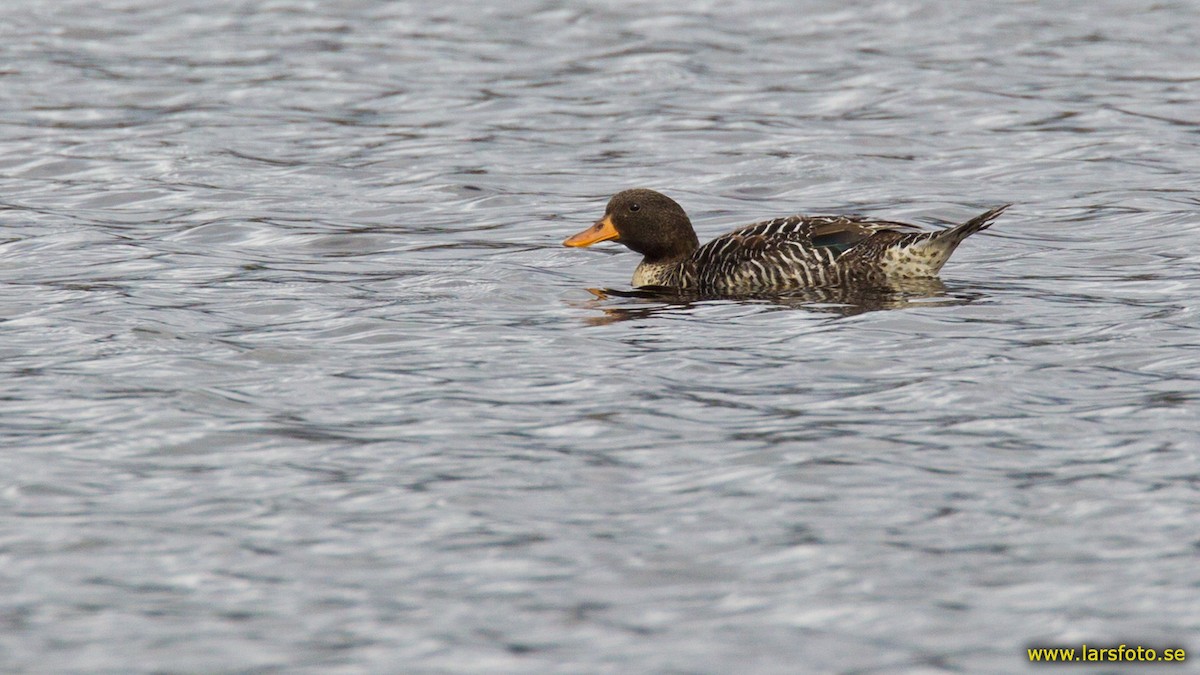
632,258,692,289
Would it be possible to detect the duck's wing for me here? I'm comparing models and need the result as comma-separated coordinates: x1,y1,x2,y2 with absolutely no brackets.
723,214,921,249
804,216,924,254
691,215,923,288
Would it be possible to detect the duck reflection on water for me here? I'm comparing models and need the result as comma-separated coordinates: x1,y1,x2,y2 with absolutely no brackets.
570,278,984,326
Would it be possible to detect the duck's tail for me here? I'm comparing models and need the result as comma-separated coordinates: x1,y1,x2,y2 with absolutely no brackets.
934,204,1009,249
886,204,1010,277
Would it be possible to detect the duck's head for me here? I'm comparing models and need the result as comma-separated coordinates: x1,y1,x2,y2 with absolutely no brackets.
563,189,700,262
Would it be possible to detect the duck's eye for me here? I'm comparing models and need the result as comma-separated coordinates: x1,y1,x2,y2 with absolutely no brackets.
629,203,640,212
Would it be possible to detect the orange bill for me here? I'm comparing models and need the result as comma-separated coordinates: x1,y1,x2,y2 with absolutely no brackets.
563,215,619,247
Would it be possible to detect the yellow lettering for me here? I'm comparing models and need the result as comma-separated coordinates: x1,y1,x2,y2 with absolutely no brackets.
1028,643,1183,663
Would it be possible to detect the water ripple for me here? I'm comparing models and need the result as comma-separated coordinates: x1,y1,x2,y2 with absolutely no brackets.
2,0,1199,671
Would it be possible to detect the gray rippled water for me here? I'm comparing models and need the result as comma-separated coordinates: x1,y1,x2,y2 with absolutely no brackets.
2,0,1198,672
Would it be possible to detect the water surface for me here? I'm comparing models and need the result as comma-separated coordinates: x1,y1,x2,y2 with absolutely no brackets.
2,0,1198,672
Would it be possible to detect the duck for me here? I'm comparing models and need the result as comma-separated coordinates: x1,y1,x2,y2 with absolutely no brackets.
563,188,1009,294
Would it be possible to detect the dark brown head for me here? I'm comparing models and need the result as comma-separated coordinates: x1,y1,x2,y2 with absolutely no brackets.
563,189,700,263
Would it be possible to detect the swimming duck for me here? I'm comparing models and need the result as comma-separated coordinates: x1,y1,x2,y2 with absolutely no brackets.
563,189,1009,294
